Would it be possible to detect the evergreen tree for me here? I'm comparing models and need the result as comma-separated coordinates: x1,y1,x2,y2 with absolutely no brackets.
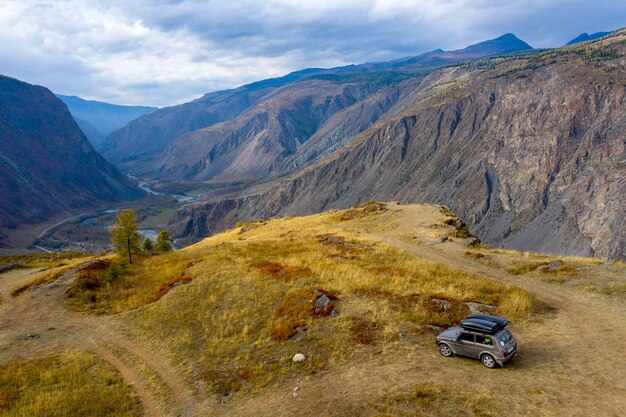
110,210,141,264
155,230,174,252
143,238,154,253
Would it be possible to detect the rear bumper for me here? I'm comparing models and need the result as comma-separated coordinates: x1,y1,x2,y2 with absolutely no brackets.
498,348,518,366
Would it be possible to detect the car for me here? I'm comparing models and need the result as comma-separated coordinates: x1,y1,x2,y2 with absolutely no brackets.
435,313,517,368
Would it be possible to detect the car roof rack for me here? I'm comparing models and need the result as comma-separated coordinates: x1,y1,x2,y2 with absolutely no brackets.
465,314,509,328
460,318,502,334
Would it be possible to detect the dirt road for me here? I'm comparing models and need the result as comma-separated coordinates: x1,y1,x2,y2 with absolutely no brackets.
0,266,196,417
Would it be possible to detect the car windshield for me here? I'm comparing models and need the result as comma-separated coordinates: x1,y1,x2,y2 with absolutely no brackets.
497,330,512,346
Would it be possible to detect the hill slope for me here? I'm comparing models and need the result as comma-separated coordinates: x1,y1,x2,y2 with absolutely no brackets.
1,203,624,416
57,95,157,148
0,76,143,230
168,30,626,261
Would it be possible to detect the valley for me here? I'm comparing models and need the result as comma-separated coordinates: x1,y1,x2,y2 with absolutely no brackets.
96,29,625,262
1,3,624,416
0,204,624,416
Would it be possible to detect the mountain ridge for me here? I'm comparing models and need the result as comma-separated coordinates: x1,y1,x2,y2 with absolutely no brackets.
101,33,534,173
566,31,612,45
57,95,157,148
0,75,143,233
166,30,626,261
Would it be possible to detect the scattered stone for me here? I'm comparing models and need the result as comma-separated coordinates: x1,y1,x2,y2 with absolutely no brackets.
314,295,332,311
466,237,481,247
24,334,39,340
0,263,20,273
432,298,453,311
292,380,302,397
221,389,235,404
292,353,306,363
465,302,496,314
439,236,449,243
538,261,564,272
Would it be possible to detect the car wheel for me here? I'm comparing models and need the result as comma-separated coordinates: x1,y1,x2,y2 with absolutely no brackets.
481,354,497,369
439,343,453,357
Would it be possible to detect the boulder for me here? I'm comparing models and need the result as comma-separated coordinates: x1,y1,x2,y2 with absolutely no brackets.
432,298,453,311
292,353,306,363
465,302,496,314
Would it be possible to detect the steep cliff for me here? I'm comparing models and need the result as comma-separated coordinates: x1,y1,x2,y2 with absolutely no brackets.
169,31,625,261
0,76,143,229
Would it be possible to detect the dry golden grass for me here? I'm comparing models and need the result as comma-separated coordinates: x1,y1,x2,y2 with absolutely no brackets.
66,208,543,401
11,257,92,297
0,251,87,269
0,350,140,417
506,260,553,275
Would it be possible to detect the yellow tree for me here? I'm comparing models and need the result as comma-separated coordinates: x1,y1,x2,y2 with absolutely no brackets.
110,210,141,264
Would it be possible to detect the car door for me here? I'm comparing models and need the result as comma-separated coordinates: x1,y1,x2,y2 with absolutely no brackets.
475,334,497,358
456,332,477,357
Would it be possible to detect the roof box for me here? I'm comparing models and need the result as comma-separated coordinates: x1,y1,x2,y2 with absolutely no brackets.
465,314,509,328
460,318,502,334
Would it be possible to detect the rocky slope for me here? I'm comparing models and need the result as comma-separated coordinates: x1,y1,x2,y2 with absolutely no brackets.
142,73,410,181
57,95,156,149
102,34,533,177
0,76,143,230
169,31,626,261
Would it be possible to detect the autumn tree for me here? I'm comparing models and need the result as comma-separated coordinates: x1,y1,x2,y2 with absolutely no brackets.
142,238,154,253
155,230,174,252
110,210,141,264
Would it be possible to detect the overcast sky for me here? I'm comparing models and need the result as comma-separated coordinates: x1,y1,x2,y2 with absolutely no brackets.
0,1,623,107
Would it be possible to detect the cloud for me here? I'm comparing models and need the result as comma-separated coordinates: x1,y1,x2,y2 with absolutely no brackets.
0,0,623,106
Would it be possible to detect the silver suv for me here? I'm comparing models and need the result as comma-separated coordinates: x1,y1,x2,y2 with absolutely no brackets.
435,314,517,368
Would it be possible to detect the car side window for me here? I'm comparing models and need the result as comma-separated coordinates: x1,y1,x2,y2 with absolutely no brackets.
459,333,474,343
476,335,493,345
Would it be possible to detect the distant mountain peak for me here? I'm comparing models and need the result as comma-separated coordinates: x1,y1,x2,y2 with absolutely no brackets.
459,33,533,55
566,31,611,45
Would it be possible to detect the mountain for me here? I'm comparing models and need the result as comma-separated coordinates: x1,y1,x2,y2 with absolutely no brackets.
101,34,533,175
0,76,143,230
391,33,532,67
57,95,157,148
566,31,611,45
167,30,626,261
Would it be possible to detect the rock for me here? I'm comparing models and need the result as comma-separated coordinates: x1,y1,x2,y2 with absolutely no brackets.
432,298,453,311
24,334,39,340
293,353,306,363
537,261,564,272
313,294,336,316
0,263,20,273
314,295,331,310
439,236,449,243
467,237,481,247
465,302,496,314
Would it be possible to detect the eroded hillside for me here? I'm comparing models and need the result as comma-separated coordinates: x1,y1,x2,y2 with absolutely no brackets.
169,30,626,261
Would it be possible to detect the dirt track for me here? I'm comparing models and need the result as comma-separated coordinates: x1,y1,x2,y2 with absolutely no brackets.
0,266,195,417
1,204,624,416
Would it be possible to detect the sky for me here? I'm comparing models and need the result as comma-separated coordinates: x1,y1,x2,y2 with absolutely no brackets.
0,0,623,107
